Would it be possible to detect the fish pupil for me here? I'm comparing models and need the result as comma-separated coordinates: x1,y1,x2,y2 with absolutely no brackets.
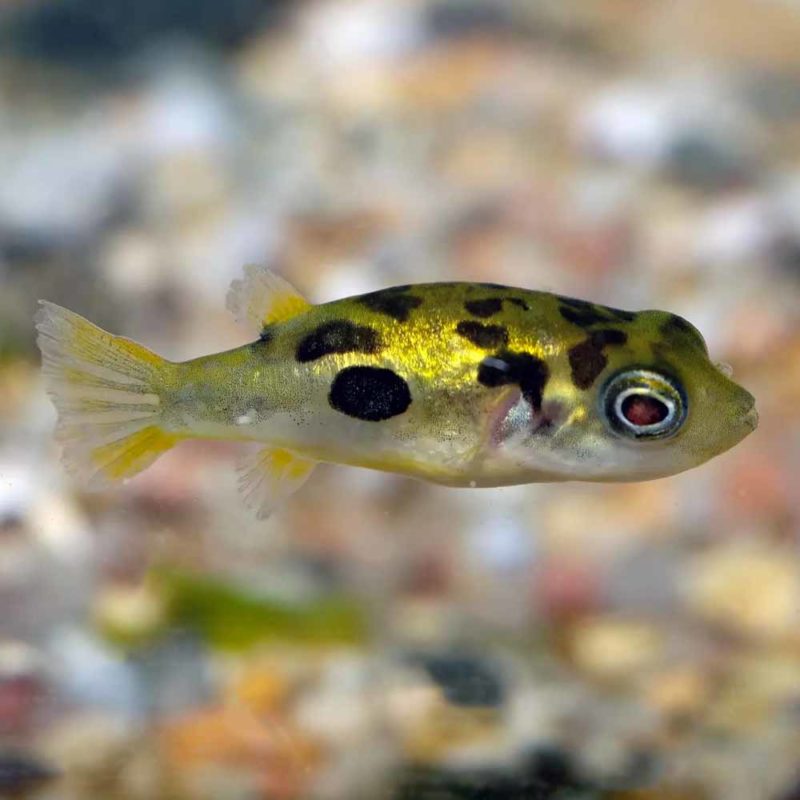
621,394,668,427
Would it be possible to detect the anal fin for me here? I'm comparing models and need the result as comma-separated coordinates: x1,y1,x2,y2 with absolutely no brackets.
237,446,317,519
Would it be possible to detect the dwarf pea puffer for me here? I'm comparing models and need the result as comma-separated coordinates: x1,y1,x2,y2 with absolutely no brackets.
36,265,757,517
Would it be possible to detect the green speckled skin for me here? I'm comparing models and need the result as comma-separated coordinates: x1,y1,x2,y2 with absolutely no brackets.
163,282,757,486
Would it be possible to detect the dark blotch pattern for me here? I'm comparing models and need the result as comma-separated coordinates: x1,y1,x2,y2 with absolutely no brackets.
296,320,380,363
464,296,530,318
568,340,607,390
478,350,550,412
661,313,708,354
329,366,412,421
357,286,423,322
568,328,628,390
464,298,503,318
664,314,693,335
456,321,509,349
258,327,273,344
558,296,637,328
592,329,628,347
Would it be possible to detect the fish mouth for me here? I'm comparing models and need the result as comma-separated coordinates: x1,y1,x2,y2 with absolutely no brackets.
743,403,759,432
738,389,758,433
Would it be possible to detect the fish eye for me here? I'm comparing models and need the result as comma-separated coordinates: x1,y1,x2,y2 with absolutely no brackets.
601,368,687,440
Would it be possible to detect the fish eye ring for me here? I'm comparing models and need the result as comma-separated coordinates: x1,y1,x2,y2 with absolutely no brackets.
600,368,687,440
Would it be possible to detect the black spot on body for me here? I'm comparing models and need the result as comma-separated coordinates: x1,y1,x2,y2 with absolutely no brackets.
661,313,708,353
478,350,549,412
568,340,607,390
357,286,423,322
664,314,693,334
456,321,509,349
568,328,628,390
559,304,611,328
296,320,380,363
558,295,637,328
464,296,530,318
610,308,637,322
592,329,628,347
329,366,412,421
464,297,503,318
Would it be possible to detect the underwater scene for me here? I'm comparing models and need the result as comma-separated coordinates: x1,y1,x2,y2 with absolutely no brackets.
0,1,799,798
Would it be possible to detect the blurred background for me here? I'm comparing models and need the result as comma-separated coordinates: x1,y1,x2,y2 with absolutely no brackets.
1,1,799,798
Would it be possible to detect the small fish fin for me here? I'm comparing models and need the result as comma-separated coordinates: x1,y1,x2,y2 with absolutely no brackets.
481,385,529,449
226,264,312,333
35,301,179,487
237,446,317,519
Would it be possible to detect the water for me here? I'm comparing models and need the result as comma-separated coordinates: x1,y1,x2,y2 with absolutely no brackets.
0,2,798,798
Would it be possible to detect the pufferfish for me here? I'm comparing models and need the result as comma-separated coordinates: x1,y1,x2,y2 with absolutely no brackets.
36,265,758,517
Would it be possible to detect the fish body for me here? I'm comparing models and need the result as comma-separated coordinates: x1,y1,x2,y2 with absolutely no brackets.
36,266,758,516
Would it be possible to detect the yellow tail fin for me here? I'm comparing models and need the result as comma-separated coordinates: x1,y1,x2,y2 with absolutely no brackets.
35,302,179,487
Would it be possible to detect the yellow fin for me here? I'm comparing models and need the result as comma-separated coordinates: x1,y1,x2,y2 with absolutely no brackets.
35,301,179,487
237,446,317,519
226,264,311,332
89,426,179,482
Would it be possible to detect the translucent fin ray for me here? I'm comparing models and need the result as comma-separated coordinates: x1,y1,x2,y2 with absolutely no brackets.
237,446,317,519
35,301,178,487
226,264,311,333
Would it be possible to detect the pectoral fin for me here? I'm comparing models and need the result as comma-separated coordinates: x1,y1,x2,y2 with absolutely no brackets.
237,446,317,519
480,386,530,448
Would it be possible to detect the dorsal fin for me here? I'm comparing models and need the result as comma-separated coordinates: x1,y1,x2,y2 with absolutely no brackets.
226,265,312,333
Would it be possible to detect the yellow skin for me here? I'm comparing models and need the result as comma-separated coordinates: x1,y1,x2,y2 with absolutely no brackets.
171,283,756,484
36,269,758,513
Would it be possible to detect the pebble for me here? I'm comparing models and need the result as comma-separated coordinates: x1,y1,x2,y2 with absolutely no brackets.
568,618,665,682
686,543,800,641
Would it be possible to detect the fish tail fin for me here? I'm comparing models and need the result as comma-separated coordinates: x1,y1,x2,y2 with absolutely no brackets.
35,301,180,487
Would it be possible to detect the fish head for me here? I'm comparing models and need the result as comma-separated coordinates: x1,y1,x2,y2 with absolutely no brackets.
493,309,757,483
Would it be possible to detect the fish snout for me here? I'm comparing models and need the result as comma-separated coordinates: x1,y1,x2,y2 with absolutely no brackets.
743,402,759,432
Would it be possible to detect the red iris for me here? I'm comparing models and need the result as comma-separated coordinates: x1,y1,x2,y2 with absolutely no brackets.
621,394,668,427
